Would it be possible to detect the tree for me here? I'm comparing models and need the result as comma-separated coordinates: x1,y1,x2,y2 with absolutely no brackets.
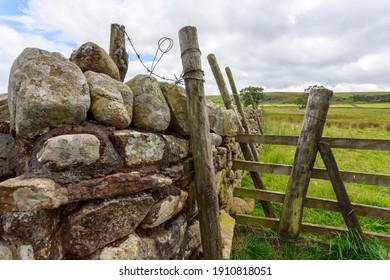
295,92,309,109
239,86,266,107
295,85,324,109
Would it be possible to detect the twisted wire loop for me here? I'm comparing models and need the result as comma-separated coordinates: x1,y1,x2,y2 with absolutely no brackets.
123,30,184,85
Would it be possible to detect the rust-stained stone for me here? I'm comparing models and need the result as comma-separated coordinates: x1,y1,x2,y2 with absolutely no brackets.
0,173,172,212
62,195,155,258
65,172,172,203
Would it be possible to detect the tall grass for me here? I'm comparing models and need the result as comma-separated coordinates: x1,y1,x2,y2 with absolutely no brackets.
231,225,389,260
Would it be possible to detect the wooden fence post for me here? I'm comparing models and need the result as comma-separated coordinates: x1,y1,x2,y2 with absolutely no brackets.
109,23,128,82
207,55,275,218
278,86,333,239
225,67,250,134
178,26,223,259
318,141,364,240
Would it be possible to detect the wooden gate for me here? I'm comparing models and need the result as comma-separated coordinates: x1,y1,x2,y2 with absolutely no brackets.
233,129,390,243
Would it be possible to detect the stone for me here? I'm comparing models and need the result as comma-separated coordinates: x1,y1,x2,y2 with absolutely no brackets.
161,159,194,188
173,220,201,260
210,133,223,146
0,177,67,212
65,172,172,203
0,209,62,259
141,188,188,229
214,147,227,171
0,242,13,260
0,94,9,121
30,122,122,184
96,233,154,260
70,42,120,81
114,130,165,166
85,71,133,129
36,134,100,168
230,197,255,215
8,48,90,138
126,75,171,131
0,132,15,181
0,171,171,212
219,179,234,212
215,169,227,197
219,210,235,260
162,135,190,163
160,82,189,135
207,100,240,137
92,213,187,260
62,195,155,258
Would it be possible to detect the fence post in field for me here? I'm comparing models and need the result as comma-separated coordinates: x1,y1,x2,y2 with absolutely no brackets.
225,67,252,135
207,55,275,218
318,141,364,240
250,95,264,135
278,86,333,239
178,26,223,259
109,23,128,82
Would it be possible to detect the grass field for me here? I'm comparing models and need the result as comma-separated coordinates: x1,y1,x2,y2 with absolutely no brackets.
213,92,390,259
246,105,390,222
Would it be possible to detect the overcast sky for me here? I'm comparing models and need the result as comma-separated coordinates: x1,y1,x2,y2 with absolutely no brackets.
1,0,390,94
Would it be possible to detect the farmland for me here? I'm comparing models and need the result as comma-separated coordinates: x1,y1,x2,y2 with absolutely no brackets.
207,92,390,259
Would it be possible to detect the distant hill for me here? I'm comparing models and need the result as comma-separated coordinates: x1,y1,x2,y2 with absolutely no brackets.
207,91,390,105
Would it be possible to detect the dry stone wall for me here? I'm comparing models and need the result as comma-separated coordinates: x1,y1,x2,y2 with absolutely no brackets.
0,42,248,260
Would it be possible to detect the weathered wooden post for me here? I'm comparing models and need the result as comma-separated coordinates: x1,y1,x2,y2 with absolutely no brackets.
109,23,128,82
278,86,333,239
225,67,250,134
178,26,223,259
207,55,275,218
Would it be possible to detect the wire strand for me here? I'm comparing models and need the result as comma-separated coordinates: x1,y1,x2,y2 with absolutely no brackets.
124,30,183,85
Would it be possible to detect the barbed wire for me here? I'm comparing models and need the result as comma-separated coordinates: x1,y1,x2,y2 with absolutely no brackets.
124,30,183,85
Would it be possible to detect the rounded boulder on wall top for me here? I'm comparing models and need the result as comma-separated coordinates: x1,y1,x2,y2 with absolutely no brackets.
7,48,91,139
70,42,121,81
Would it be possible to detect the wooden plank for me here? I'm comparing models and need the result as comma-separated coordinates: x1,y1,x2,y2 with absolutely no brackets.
318,141,364,237
235,134,298,146
234,187,390,221
179,26,222,260
235,134,390,151
232,160,390,187
235,214,390,244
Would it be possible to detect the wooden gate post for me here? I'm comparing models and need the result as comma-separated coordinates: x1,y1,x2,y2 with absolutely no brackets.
278,86,333,239
109,23,128,82
207,55,275,218
178,26,223,259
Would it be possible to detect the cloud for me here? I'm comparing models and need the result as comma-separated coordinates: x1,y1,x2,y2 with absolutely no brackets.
1,0,390,94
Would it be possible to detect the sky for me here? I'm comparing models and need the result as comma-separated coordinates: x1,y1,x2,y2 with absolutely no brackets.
1,0,390,94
